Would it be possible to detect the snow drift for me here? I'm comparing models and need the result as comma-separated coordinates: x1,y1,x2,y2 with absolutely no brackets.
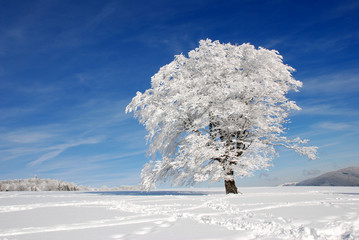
0,187,358,239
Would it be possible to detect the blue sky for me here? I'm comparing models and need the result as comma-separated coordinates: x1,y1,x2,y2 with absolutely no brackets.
1,0,358,188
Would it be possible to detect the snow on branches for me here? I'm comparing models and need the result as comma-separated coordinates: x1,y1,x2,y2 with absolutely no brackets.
126,39,317,191
0,177,86,191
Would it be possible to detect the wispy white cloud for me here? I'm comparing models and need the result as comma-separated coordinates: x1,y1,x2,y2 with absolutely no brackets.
0,147,42,163
28,137,103,167
261,36,289,49
315,122,351,131
301,70,359,94
0,98,133,168
86,150,146,163
28,150,146,187
318,141,341,149
329,1,359,19
0,106,38,121
29,149,64,167
295,103,359,117
1,130,53,144
87,2,118,30
299,32,359,55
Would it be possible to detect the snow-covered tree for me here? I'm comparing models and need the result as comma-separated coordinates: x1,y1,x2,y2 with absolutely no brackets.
126,39,317,194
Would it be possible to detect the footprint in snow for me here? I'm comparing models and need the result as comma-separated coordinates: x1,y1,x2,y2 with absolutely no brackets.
111,234,125,239
134,227,152,235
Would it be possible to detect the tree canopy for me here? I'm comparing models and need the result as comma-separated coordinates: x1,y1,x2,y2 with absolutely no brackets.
126,39,317,193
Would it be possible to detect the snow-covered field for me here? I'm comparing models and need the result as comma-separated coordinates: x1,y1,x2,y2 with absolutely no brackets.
0,187,358,240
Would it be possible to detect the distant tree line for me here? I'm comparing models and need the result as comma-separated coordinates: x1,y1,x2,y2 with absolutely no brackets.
0,177,89,191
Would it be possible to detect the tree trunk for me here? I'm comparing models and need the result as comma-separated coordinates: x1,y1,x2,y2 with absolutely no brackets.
224,171,238,194
225,179,238,194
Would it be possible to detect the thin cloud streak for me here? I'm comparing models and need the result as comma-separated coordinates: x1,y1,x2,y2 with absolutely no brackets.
301,70,359,94
0,98,133,170
315,122,351,131
1,131,54,144
86,150,147,163
28,137,103,167
296,103,359,117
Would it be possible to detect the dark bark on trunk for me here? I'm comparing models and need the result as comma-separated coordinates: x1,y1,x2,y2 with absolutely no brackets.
225,170,238,194
225,179,238,194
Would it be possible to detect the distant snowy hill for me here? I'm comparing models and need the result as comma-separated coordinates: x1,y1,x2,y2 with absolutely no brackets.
296,166,359,186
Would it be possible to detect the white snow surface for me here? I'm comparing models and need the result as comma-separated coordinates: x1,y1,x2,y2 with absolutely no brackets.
0,187,358,240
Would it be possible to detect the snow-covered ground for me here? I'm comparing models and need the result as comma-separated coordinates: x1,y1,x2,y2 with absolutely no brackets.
0,187,358,240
